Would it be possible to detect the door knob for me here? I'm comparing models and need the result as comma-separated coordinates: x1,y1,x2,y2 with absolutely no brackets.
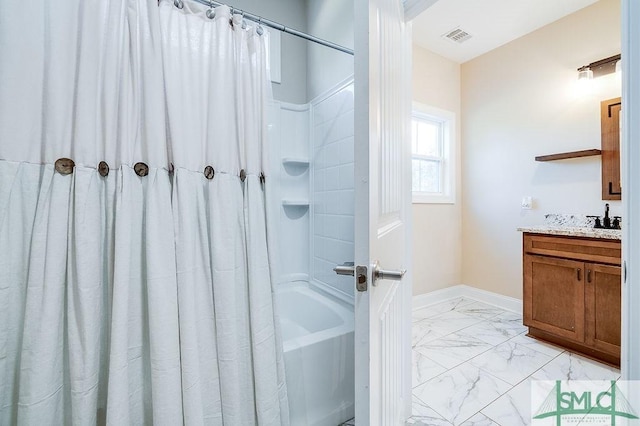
333,261,355,276
372,260,406,285
333,262,368,292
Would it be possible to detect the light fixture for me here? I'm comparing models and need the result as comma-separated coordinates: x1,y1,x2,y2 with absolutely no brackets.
577,66,593,80
577,54,621,79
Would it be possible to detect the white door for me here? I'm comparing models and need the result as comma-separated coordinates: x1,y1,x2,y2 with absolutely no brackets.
622,0,640,381
353,0,412,423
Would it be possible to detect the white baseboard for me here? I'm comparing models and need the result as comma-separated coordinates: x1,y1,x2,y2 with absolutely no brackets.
413,284,522,314
412,285,466,309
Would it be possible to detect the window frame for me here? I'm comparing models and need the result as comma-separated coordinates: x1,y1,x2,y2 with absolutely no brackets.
411,103,456,204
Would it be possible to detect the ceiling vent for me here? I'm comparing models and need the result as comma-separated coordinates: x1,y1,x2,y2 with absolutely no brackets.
442,27,472,44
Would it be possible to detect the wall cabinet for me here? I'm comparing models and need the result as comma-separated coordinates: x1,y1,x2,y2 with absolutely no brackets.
523,233,621,366
601,97,622,200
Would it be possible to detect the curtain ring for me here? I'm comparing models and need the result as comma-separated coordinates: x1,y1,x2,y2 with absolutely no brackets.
241,11,247,30
173,0,184,9
257,17,264,36
206,0,215,19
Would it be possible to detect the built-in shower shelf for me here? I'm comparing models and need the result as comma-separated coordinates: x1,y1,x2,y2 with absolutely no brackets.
282,158,310,167
282,199,309,207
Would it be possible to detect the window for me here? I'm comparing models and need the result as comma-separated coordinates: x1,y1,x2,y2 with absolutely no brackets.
411,103,456,204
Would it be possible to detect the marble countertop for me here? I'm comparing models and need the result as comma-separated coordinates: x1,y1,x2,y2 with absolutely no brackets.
518,225,622,240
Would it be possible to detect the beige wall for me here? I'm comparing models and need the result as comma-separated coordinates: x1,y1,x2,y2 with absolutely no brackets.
412,45,462,296
461,0,621,299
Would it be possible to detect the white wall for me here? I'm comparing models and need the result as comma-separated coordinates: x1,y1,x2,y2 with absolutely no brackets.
233,0,355,103
267,102,310,284
411,46,462,296
461,0,621,299
305,0,355,299
311,82,355,301
306,0,354,101
255,0,354,294
232,0,308,103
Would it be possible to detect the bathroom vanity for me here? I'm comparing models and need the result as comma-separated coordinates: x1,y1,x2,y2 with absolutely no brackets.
519,227,622,366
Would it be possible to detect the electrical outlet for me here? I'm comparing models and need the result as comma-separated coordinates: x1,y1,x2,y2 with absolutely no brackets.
521,196,533,210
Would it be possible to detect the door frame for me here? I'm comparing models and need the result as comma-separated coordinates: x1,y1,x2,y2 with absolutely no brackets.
621,0,640,380
401,0,640,383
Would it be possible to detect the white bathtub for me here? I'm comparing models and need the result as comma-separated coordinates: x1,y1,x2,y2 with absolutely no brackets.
277,282,355,426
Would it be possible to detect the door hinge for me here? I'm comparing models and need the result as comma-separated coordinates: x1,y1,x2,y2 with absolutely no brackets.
356,265,368,292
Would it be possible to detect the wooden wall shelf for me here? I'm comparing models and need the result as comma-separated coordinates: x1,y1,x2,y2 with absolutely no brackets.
535,149,602,162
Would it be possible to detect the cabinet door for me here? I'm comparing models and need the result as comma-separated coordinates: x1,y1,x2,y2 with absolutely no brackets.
524,255,585,342
601,97,621,200
585,263,621,356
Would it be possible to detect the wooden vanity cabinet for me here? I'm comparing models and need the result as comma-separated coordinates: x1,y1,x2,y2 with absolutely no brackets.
523,233,621,366
524,255,586,342
585,263,622,355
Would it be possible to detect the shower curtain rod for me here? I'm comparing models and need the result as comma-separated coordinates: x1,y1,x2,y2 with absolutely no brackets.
183,0,354,56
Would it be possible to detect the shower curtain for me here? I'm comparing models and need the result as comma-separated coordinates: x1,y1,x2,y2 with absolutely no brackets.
0,0,288,424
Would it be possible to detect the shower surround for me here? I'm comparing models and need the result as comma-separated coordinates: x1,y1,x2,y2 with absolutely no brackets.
267,79,355,425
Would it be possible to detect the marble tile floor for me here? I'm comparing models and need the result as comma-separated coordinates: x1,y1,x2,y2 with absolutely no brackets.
406,297,620,425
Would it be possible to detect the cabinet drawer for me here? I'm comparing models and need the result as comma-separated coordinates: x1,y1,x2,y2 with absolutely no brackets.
523,233,621,266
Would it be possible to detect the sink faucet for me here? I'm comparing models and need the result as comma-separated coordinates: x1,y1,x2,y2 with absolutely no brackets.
613,216,621,229
589,205,621,229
